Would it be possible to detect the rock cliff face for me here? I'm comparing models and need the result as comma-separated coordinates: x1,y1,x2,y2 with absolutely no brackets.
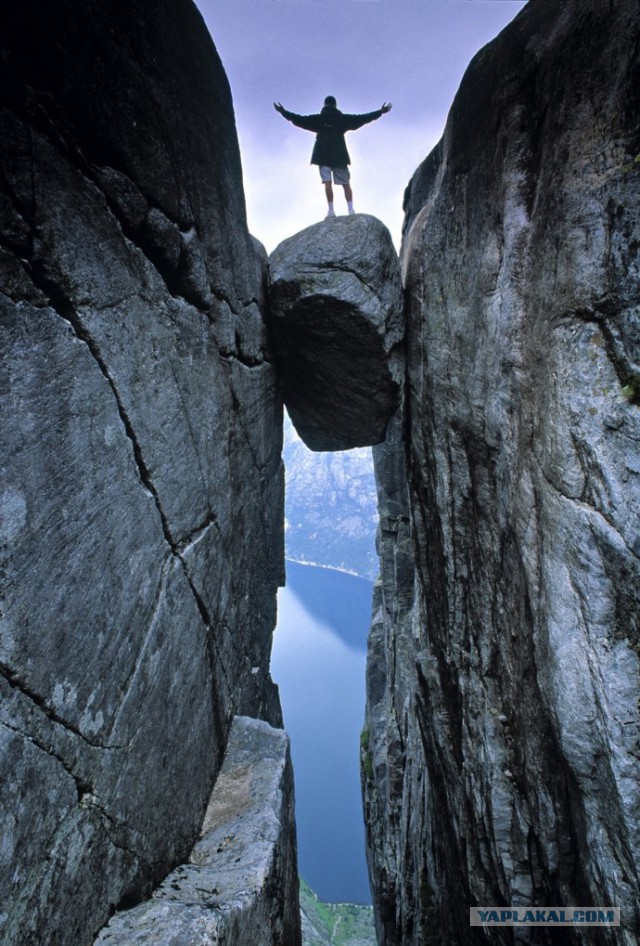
0,2,296,944
364,3,640,944
269,215,403,452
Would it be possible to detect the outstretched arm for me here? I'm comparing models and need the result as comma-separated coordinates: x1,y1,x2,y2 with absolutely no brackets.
343,103,393,131
273,102,321,132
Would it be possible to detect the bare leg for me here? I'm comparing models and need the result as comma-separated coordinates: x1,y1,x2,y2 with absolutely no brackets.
342,183,355,215
324,180,335,217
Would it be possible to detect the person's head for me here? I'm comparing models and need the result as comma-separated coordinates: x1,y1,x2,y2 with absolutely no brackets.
324,95,337,108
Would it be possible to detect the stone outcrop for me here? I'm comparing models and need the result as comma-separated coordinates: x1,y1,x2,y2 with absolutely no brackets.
94,716,301,946
364,2,640,944
269,215,403,452
0,2,296,945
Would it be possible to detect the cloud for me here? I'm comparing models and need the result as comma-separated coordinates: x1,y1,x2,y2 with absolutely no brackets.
239,122,326,252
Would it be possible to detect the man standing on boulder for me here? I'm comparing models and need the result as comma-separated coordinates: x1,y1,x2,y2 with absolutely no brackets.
274,96,392,218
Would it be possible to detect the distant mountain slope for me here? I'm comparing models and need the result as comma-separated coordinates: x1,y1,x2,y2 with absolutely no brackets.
283,415,378,580
300,879,376,946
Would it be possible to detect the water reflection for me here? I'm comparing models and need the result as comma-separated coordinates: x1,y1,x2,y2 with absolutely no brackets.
285,561,372,653
271,561,373,904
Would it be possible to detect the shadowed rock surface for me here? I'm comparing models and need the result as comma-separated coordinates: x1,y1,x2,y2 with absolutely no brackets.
94,717,301,946
0,2,297,945
269,215,403,452
364,3,640,944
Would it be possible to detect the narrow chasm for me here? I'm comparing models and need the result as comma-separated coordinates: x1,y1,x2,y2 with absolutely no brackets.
266,213,404,940
271,421,378,919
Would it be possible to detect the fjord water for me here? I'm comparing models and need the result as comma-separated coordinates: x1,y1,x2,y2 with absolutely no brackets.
271,560,373,904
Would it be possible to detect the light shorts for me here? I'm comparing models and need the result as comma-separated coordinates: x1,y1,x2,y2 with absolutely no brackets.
319,165,350,186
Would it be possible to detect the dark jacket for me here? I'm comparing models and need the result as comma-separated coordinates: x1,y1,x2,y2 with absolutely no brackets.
280,104,383,166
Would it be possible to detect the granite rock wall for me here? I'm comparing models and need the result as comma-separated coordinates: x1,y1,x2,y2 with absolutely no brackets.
0,2,294,944
364,2,640,943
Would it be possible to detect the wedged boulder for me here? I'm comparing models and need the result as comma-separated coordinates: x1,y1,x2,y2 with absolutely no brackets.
268,215,403,451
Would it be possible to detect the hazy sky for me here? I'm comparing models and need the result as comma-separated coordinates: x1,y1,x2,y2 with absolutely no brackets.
194,1,526,252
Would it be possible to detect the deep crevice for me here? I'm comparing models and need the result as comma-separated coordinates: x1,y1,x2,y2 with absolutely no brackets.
0,717,93,801
16,266,233,768
174,513,220,556
25,257,178,547
571,306,640,401
0,661,124,752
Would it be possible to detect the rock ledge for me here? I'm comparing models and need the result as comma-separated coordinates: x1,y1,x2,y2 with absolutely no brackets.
94,716,301,946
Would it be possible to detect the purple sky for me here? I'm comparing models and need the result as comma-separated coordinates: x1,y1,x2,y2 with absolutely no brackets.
194,1,526,251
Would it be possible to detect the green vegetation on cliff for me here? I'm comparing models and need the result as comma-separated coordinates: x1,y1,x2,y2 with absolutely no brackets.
300,878,376,946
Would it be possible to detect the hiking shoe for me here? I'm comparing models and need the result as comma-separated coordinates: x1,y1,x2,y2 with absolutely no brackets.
326,209,336,218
